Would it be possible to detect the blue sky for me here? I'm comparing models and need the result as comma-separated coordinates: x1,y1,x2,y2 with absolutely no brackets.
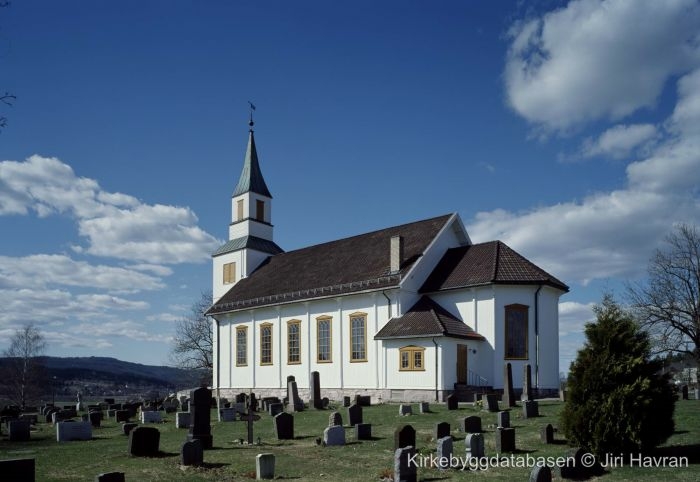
1,0,699,370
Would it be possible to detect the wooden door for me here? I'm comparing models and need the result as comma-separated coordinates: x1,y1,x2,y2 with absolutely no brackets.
456,344,468,384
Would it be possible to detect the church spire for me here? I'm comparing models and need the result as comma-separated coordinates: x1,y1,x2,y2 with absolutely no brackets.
233,106,272,198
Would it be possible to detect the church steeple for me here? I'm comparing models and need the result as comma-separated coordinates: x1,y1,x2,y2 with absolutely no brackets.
232,128,272,198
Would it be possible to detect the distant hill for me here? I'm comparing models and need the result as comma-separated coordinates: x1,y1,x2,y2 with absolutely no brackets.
0,356,204,396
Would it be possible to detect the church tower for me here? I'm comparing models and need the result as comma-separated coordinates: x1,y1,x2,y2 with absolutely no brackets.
212,116,283,301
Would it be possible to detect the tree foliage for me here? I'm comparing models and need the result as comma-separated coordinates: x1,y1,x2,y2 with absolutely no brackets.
561,295,676,457
0,323,48,408
170,291,213,384
628,224,700,366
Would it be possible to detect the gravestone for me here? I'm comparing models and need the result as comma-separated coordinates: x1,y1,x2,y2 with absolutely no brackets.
115,410,130,423
503,363,516,407
399,404,412,416
446,393,458,410
268,403,283,417
495,426,516,453
347,403,362,426
52,410,73,424
560,447,591,479
497,411,510,428
484,394,499,412
461,415,482,433
176,411,191,429
96,472,125,482
465,432,485,460
394,446,417,482
8,420,31,441
188,387,213,449
356,395,371,406
45,408,59,423
285,376,295,405
355,423,372,440
559,387,567,402
523,400,539,418
522,364,533,401
141,411,162,423
180,439,203,466
322,397,330,408
541,423,554,444
122,422,138,435
128,426,160,456
0,458,35,482
220,408,236,422
256,453,275,480
681,385,689,400
343,396,351,407
419,402,429,413
394,424,416,450
323,425,345,446
436,436,453,469
310,371,323,409
286,381,304,412
273,412,294,440
56,421,92,441
434,421,450,440
530,465,552,482
329,411,342,427
104,398,115,405
88,411,102,427
230,402,246,417
695,388,700,400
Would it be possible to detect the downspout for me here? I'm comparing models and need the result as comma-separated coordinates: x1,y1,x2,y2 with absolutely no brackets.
432,338,439,402
534,285,542,392
382,290,392,319
214,316,221,421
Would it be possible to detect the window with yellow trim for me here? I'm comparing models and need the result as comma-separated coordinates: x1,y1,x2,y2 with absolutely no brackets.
316,316,332,363
350,313,367,362
505,304,528,359
287,319,301,364
223,262,236,285
260,323,273,365
399,346,425,371
235,326,247,366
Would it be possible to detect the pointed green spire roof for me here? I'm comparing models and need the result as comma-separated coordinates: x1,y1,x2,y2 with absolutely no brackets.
233,129,272,198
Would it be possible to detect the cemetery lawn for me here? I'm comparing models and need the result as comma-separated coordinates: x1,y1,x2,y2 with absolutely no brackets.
1,399,698,481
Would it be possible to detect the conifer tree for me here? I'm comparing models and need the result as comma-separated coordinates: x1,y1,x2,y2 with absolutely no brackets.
561,295,676,457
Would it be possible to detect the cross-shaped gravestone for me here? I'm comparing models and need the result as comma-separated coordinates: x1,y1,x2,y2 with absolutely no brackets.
240,410,261,444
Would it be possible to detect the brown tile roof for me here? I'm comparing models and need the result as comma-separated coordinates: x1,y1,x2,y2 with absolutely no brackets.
420,241,569,293
374,296,485,340
207,214,453,315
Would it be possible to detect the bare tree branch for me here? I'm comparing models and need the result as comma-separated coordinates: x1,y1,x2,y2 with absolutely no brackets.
169,292,213,384
0,323,48,409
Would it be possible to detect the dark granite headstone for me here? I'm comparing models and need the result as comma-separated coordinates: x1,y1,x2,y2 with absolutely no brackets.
530,465,552,482
9,420,31,441
342,396,351,407
0,457,35,482
355,423,372,440
356,395,371,406
394,424,416,450
310,371,322,409
681,385,689,400
347,403,362,426
115,410,130,423
104,398,115,405
434,421,450,440
180,439,203,466
503,363,516,407
495,427,516,453
560,447,591,479
329,411,342,427
541,423,554,444
497,410,510,428
187,387,213,449
394,446,417,482
484,394,499,412
446,393,458,410
95,472,125,482
128,426,160,456
461,415,482,433
523,400,539,418
286,381,304,412
88,411,101,427
268,402,283,417
122,422,138,435
273,412,294,440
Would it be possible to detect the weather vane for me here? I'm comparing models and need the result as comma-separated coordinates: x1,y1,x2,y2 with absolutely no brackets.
248,101,256,128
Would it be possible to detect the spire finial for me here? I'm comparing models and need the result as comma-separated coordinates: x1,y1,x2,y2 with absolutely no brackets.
248,101,256,130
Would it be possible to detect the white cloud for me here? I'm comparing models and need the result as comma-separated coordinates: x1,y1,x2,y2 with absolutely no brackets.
0,254,164,291
580,123,658,159
0,155,221,264
559,301,595,336
505,0,700,132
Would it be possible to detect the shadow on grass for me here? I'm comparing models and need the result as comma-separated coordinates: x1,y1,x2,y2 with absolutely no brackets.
653,444,700,464
422,478,450,481
550,439,568,445
200,462,229,469
673,430,690,435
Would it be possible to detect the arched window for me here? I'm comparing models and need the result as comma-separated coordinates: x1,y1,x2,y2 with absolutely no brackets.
235,326,247,366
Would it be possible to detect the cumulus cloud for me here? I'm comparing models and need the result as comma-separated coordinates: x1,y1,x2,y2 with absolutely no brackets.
505,0,700,132
0,155,221,263
580,123,658,159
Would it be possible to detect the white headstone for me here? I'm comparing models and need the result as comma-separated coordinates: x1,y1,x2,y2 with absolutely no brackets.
56,421,92,442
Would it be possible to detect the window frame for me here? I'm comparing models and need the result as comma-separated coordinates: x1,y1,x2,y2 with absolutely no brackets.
235,326,248,367
349,312,368,362
399,345,426,371
260,322,273,366
287,319,301,365
504,303,529,360
223,262,236,285
237,199,244,221
316,316,333,363
256,200,265,222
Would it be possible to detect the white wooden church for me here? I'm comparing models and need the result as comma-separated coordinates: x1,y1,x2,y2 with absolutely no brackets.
207,122,568,402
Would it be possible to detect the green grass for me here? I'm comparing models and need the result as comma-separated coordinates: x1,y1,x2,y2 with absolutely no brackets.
1,400,698,481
